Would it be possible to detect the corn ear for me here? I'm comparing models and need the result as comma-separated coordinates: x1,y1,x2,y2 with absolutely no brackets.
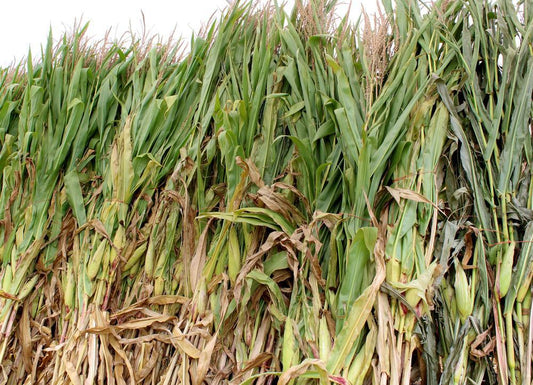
347,319,377,385
18,275,39,301
87,240,106,280
318,317,331,361
144,240,155,277
499,242,514,297
123,241,147,272
113,225,126,253
2,265,13,291
154,276,165,296
227,226,241,283
282,317,296,370
454,259,472,322
386,257,401,283
64,263,75,311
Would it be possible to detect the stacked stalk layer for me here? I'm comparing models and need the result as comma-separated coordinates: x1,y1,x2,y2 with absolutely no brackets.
0,0,531,384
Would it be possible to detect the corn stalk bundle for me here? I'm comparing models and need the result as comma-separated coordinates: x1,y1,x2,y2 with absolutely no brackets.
0,0,531,384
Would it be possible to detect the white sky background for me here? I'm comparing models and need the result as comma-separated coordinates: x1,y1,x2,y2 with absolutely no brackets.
0,0,379,68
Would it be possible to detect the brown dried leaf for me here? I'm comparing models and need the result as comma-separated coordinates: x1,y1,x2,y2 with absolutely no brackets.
311,211,342,229
470,329,495,359
385,187,439,210
375,293,391,381
18,303,32,373
119,334,171,345
273,182,311,214
257,186,305,225
172,326,202,358
192,333,218,385
279,359,329,385
236,156,264,188
136,349,159,380
86,327,98,385
492,299,509,384
239,352,273,373
146,295,189,306
65,360,82,385
115,315,176,331
2,170,20,243
190,219,213,292
0,290,20,301
234,231,286,301
108,334,136,385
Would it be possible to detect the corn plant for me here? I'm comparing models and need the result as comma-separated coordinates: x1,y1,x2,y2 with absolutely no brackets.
0,0,531,384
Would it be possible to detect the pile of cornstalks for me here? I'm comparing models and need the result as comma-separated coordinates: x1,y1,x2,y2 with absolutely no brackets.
0,0,531,383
